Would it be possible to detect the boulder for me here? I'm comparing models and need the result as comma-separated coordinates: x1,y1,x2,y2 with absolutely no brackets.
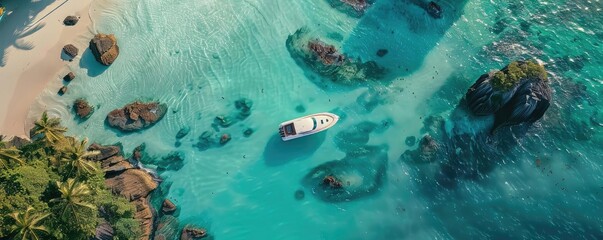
176,126,190,139
63,44,78,59
376,49,388,57
92,219,114,240
426,1,443,19
73,98,94,120
58,86,68,95
63,16,79,26
63,72,76,81
88,144,121,161
106,102,167,131
322,175,343,189
219,134,231,145
89,33,119,66
464,61,551,132
180,226,207,240
105,169,158,201
162,199,177,214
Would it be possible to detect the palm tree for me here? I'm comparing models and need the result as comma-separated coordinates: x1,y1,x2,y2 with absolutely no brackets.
0,137,25,168
59,138,100,177
50,179,96,222
8,206,50,240
32,111,67,144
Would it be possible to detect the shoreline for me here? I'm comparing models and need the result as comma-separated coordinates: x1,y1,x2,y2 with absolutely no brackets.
0,0,96,137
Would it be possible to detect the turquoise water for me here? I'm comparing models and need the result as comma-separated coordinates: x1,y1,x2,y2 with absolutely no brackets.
39,0,602,239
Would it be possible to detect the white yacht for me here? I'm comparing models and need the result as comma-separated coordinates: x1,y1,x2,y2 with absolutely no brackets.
279,112,339,141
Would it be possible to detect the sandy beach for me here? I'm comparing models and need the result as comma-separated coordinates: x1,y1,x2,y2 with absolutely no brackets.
0,0,96,137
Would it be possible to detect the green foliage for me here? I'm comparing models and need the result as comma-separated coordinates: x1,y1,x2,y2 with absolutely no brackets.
0,114,142,240
491,61,548,90
7,206,50,240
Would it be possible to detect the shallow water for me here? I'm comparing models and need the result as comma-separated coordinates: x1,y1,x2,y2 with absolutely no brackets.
35,0,602,239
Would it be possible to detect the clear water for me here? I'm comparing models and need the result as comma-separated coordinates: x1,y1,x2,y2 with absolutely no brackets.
36,0,602,239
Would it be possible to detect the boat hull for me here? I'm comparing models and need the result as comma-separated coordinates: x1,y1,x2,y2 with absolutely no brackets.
279,112,339,141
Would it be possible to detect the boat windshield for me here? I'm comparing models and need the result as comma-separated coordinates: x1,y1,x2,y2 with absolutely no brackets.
312,117,317,130
284,123,296,135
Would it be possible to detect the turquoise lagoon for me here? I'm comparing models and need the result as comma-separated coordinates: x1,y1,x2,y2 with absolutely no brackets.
37,0,602,239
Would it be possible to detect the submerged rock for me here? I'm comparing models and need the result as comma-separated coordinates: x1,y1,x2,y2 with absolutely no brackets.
325,0,373,17
243,128,254,137
302,146,387,202
294,189,305,200
154,215,180,240
234,98,253,118
219,134,231,145
90,33,119,66
63,16,79,26
286,28,386,89
63,44,78,59
73,98,94,120
464,61,551,132
176,126,191,139
106,101,167,131
405,136,416,147
425,1,443,19
180,226,207,240
376,49,388,57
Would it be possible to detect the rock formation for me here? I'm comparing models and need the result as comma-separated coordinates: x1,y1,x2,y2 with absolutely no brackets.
176,126,190,139
325,0,373,17
58,86,68,95
63,44,78,59
162,199,177,215
88,144,158,240
286,28,386,88
73,98,94,120
106,101,167,131
464,61,551,132
90,33,120,66
63,16,79,26
63,72,76,81
180,226,207,240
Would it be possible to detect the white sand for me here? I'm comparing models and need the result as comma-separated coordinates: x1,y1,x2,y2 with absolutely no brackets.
0,0,96,137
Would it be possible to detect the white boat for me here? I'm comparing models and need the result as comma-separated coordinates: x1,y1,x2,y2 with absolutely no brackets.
279,112,339,141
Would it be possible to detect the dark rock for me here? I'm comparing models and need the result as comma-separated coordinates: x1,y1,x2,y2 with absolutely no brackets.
426,1,443,19
105,169,158,201
214,115,232,127
376,49,388,57
294,189,305,200
63,16,79,26
405,136,416,147
162,199,177,214
219,134,231,145
176,126,191,139
2,136,31,149
89,33,119,66
180,226,207,240
418,135,439,162
106,101,167,131
88,144,121,161
326,0,372,17
295,104,306,113
243,128,253,137
322,175,343,189
58,86,68,95
464,61,551,132
63,44,79,59
132,144,144,161
92,219,114,240
73,98,94,120
63,72,76,81
235,98,253,118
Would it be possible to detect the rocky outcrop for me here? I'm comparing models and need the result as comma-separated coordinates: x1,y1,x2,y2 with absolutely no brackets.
88,143,158,240
2,135,31,149
286,28,386,88
180,226,207,240
106,102,167,132
63,44,78,59
464,61,551,132
92,219,114,240
162,199,177,215
58,86,68,95
90,33,119,66
63,16,79,26
63,72,76,81
154,215,180,240
73,98,94,120
176,126,190,139
426,1,443,19
325,0,373,17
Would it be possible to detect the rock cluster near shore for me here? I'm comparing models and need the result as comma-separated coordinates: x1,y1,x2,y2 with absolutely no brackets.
73,98,94,120
90,33,120,66
106,101,167,132
88,143,158,240
63,15,80,26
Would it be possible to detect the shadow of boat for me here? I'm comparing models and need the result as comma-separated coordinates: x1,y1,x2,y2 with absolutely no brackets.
263,132,326,167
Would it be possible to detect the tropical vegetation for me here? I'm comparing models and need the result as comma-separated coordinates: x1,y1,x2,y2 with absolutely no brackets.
491,60,548,90
0,112,141,239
